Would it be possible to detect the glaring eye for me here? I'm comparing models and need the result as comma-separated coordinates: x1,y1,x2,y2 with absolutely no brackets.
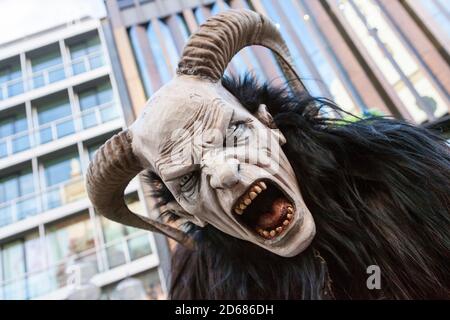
228,121,245,136
224,120,251,147
179,172,199,198
180,173,194,187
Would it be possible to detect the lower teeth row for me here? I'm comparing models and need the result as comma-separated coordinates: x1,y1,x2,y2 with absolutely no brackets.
257,209,294,239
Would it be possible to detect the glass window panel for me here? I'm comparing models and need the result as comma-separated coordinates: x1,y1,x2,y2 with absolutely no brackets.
71,61,86,75
37,97,73,143
31,50,62,72
2,240,26,299
55,118,75,138
0,206,13,227
88,54,103,70
0,64,23,99
31,50,64,88
17,197,38,220
105,243,127,268
4,178,19,201
12,135,30,153
100,104,117,122
46,215,95,263
88,143,102,160
128,234,152,261
37,97,72,125
0,119,14,138
101,217,127,268
0,142,6,158
44,153,81,187
79,89,97,110
19,171,34,195
45,213,96,289
48,66,65,83
82,112,98,129
69,35,103,74
129,26,154,97
8,80,24,97
147,23,172,83
0,113,29,152
158,20,179,70
97,83,112,105
118,0,134,9
24,232,47,298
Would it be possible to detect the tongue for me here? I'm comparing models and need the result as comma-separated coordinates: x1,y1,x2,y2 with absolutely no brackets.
255,197,290,229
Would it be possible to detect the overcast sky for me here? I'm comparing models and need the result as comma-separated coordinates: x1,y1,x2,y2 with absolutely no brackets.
0,0,106,45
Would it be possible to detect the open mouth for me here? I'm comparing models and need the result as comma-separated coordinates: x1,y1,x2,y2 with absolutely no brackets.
233,180,295,240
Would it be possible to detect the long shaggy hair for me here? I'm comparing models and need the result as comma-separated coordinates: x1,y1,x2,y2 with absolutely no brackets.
146,75,450,299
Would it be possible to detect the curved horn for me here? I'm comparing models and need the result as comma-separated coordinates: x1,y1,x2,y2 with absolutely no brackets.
177,9,305,93
86,130,195,249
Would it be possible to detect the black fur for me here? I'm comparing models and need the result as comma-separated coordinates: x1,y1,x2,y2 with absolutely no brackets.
149,75,450,299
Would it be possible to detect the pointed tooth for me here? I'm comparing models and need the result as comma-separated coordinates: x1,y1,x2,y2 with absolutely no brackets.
287,213,293,220
244,198,251,206
276,227,282,233
254,186,262,193
259,181,267,190
239,203,247,210
249,192,257,200
270,230,276,237
263,231,269,237
287,207,293,213
235,208,243,215
283,220,290,226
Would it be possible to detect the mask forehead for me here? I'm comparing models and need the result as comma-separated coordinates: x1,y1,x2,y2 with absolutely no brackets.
156,97,233,181
130,76,245,170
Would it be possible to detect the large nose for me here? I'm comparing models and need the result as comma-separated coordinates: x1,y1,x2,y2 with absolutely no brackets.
209,158,241,189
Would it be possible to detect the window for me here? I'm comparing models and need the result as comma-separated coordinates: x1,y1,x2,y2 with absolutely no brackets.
0,169,36,226
0,231,45,300
78,81,116,128
0,112,29,157
147,21,172,83
278,0,358,113
36,96,74,144
69,35,103,75
129,26,155,96
1,240,26,299
87,142,104,161
117,0,134,9
0,63,23,99
45,213,96,290
340,0,448,122
43,153,82,209
100,195,152,269
31,49,65,88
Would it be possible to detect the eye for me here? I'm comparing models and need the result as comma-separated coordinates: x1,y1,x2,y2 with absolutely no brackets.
224,120,251,147
180,172,193,187
179,171,198,196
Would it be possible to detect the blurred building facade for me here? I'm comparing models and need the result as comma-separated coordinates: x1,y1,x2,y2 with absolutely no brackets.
104,0,449,128
0,7,170,299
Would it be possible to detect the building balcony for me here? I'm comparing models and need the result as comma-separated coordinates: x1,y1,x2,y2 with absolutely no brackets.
0,176,86,228
0,230,158,300
0,101,119,160
0,175,140,241
0,50,105,103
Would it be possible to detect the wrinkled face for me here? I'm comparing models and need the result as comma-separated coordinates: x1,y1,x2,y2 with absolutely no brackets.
132,76,315,257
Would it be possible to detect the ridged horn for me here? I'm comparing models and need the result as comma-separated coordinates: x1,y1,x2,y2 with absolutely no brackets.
177,9,305,93
86,130,195,249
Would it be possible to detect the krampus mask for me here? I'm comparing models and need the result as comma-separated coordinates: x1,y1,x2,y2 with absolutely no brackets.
86,9,315,257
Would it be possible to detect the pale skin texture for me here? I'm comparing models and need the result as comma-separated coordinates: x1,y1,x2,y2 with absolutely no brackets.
131,75,315,257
